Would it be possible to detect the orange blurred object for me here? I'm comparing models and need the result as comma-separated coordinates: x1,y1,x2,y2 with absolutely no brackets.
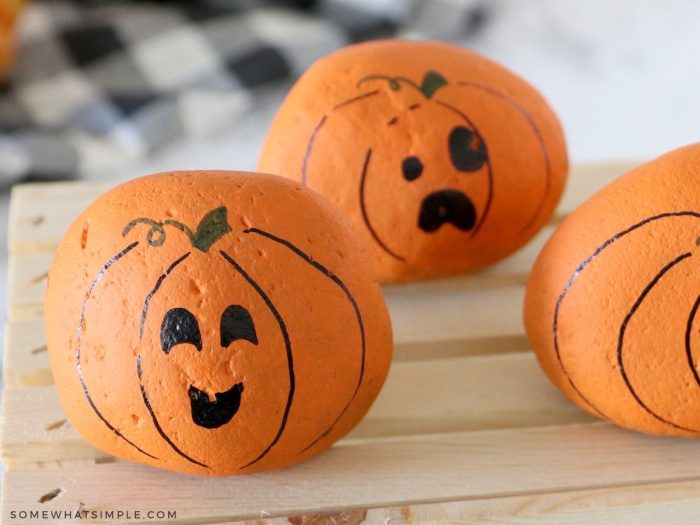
0,0,24,77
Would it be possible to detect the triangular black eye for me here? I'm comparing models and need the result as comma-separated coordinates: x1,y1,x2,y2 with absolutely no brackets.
449,126,487,172
161,308,202,354
221,305,258,348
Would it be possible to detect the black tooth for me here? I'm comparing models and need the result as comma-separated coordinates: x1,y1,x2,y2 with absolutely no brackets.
189,383,244,429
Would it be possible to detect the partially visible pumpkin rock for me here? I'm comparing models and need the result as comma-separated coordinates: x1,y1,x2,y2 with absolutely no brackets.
258,39,568,283
0,0,24,77
525,143,700,437
45,171,393,476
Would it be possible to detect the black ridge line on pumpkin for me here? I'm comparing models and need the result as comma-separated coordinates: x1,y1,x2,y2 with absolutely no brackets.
359,149,406,261
552,211,700,419
243,227,367,453
136,251,210,468
139,252,192,339
685,295,700,390
434,100,493,238
136,356,209,469
219,250,295,470
385,103,422,127
75,240,159,461
300,91,380,186
122,206,232,253
332,90,381,111
456,81,553,233
617,251,699,433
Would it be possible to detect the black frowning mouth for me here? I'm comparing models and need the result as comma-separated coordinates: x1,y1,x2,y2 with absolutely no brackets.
418,189,477,233
189,383,244,429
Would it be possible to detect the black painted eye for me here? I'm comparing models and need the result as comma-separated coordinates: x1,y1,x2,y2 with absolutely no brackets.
402,156,423,181
161,308,202,354
221,305,258,348
448,126,487,172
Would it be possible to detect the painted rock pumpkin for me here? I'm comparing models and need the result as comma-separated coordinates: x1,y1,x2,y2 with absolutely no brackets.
0,0,23,77
525,144,700,436
258,40,568,283
45,171,392,475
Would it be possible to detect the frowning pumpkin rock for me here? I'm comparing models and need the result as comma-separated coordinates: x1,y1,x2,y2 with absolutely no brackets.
258,40,568,283
45,171,392,476
525,144,700,436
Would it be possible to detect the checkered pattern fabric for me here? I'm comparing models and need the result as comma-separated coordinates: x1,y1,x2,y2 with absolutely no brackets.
0,0,485,186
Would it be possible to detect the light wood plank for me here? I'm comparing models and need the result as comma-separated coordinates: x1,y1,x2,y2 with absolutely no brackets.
393,334,530,361
7,253,50,322
9,476,700,524
386,283,525,346
245,480,700,525
2,321,50,387
8,181,112,256
4,422,700,523
555,161,632,221
0,353,593,464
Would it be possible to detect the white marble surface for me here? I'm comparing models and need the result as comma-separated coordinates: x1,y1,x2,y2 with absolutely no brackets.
2,0,700,354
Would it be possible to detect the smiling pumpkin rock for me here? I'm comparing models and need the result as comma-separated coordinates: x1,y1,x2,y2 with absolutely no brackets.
258,40,568,283
45,171,392,476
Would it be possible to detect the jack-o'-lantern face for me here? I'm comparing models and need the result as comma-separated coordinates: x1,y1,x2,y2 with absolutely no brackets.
45,171,393,476
348,83,494,261
258,41,568,282
137,244,293,470
298,71,545,274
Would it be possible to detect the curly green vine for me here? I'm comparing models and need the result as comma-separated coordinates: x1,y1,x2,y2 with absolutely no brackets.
357,70,448,99
122,206,232,253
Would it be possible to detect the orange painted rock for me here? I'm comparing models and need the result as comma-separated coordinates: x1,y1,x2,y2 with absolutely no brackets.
525,144,700,436
258,40,568,283
45,171,393,475
0,0,23,77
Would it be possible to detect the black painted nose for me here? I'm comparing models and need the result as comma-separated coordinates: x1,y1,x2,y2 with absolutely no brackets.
418,189,477,233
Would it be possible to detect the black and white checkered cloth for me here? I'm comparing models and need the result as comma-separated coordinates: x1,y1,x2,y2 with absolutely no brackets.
0,0,486,187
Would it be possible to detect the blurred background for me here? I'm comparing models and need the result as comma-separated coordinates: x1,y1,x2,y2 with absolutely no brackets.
1,0,699,332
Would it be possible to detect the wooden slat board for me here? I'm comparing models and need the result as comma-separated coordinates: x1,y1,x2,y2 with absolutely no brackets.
7,162,697,524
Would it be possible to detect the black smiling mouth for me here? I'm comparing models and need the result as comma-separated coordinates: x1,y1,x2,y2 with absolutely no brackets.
189,383,244,429
418,189,477,233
